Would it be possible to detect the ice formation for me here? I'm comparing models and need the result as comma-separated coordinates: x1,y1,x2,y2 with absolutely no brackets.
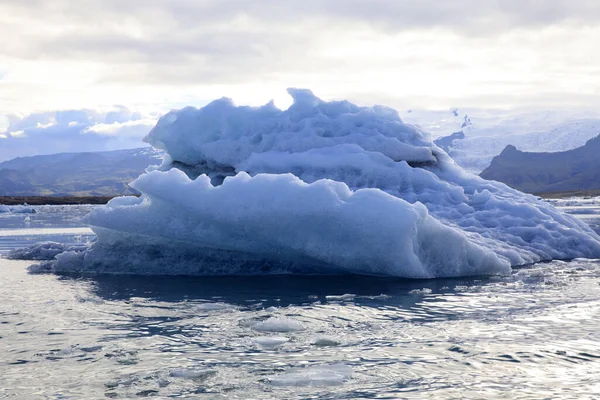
31,89,600,278
0,204,36,214
7,241,87,261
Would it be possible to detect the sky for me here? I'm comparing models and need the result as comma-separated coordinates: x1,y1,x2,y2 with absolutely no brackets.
1,0,600,160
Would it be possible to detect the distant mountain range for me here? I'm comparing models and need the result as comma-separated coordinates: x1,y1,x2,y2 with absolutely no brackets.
416,108,600,173
480,135,600,194
0,148,162,196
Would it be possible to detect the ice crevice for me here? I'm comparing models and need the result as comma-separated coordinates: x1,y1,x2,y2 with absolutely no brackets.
31,88,600,278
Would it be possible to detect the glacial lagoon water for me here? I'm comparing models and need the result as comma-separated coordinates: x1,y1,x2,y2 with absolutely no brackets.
1,201,600,399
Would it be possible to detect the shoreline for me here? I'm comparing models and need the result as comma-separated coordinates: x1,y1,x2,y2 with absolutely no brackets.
1,190,598,206
534,190,600,199
0,196,131,205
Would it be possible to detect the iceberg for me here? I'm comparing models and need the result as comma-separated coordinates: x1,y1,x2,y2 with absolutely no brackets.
33,89,600,278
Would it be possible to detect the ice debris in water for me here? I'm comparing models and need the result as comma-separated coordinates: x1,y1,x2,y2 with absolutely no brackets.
31,88,600,278
251,336,290,348
0,204,36,214
269,364,353,387
325,294,356,301
253,317,306,333
409,288,433,295
7,241,88,261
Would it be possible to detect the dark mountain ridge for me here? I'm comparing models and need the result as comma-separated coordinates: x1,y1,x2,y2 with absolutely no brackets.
480,134,600,194
0,147,162,196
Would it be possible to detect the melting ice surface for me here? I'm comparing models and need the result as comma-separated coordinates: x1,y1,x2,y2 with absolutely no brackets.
34,89,600,277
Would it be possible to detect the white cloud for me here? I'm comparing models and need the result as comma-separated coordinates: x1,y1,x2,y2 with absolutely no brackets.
9,130,26,138
84,119,157,137
0,107,156,161
0,0,599,118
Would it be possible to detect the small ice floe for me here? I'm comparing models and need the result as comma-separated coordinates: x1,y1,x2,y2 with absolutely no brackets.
252,336,290,348
27,261,54,274
8,241,88,261
0,204,37,214
9,204,37,214
169,368,216,380
269,364,352,387
408,288,433,295
325,294,356,302
312,337,341,347
363,294,392,300
253,317,306,333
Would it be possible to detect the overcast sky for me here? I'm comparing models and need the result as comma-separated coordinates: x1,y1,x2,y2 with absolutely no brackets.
1,0,600,159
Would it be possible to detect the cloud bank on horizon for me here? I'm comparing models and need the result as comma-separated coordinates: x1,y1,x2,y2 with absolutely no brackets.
1,0,600,112
1,0,599,158
0,107,157,161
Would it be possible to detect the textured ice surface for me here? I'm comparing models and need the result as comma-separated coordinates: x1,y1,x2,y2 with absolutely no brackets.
7,241,87,261
33,89,600,278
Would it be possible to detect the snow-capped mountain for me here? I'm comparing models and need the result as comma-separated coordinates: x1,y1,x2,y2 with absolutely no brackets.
403,109,600,173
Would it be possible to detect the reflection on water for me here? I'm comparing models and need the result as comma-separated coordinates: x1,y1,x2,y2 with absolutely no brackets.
2,259,600,399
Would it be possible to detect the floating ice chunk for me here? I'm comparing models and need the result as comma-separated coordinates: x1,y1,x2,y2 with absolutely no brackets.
253,317,306,332
325,294,356,301
409,288,433,295
27,261,55,274
364,294,392,300
0,204,36,214
269,364,352,387
7,241,88,261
